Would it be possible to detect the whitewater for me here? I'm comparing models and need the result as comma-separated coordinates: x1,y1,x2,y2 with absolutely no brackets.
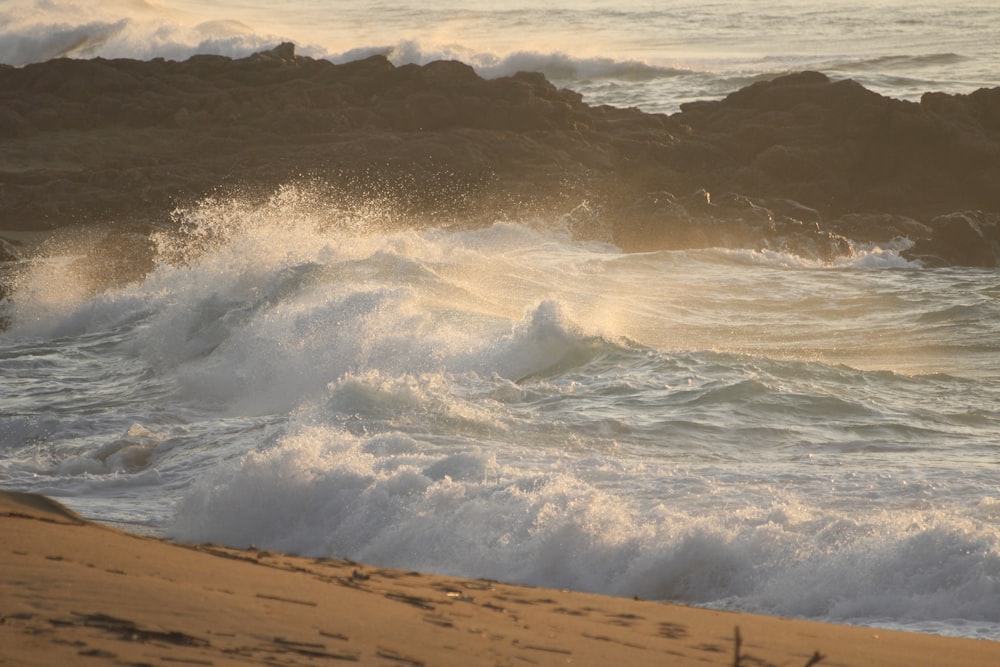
1,0,998,112
3,189,999,640
2,0,1000,644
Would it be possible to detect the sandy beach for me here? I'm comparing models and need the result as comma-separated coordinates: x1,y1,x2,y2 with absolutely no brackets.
1,490,997,666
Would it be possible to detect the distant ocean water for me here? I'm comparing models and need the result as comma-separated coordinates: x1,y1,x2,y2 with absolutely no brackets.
2,0,1000,643
1,0,998,112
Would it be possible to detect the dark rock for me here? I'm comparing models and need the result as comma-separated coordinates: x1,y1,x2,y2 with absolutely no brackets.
758,198,821,225
0,107,33,138
249,42,297,65
419,60,480,86
612,188,850,260
672,71,1000,218
907,211,1000,267
1,46,998,266
829,213,930,244
0,237,21,262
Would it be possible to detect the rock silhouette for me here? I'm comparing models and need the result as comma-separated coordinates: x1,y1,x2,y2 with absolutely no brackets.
2,43,999,266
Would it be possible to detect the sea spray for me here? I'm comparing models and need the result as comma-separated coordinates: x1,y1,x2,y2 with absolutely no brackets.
3,187,1000,638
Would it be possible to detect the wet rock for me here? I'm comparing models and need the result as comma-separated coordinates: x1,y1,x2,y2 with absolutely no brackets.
828,213,930,244
248,42,298,65
612,189,850,260
673,71,1000,218
1,47,998,266
0,237,21,263
907,211,1000,267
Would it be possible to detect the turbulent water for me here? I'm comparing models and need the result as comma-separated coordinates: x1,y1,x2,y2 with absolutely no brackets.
2,0,1000,643
1,0,998,112
2,190,1000,640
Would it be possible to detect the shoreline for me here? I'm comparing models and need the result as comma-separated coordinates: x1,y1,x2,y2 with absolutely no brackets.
2,490,997,666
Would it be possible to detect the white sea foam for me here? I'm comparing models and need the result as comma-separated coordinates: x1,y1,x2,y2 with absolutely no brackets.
339,40,688,82
707,239,921,271
5,185,1000,640
3,0,996,112
168,415,1000,634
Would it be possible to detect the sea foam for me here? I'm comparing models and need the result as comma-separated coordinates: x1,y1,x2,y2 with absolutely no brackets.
5,186,1000,639
169,413,1000,636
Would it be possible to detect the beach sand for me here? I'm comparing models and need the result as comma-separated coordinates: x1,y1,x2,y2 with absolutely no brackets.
2,491,997,666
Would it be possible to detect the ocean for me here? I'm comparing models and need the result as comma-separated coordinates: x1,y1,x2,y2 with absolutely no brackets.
2,0,1000,643
2,0,998,112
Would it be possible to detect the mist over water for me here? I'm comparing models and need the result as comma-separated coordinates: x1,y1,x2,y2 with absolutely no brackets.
2,187,1000,639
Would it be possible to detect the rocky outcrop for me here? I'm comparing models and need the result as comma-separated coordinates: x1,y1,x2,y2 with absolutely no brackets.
0,238,20,263
611,190,851,260
907,211,1000,267
0,44,663,232
671,71,1000,222
2,43,1000,266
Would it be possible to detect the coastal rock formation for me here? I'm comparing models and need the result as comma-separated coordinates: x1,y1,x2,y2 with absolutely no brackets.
673,72,1000,219
0,238,20,263
610,190,851,259
2,43,1000,266
907,211,1000,267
